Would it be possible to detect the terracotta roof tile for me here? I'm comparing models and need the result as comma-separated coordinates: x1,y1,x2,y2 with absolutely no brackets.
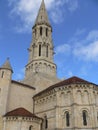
34,76,96,98
5,108,41,119
51,76,91,87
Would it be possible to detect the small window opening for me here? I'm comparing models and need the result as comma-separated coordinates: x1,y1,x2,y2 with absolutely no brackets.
35,29,36,36
40,27,42,36
97,112,98,121
39,44,41,56
83,111,87,126
45,116,48,129
1,71,4,78
29,125,33,130
46,46,48,57
46,28,48,37
66,112,70,127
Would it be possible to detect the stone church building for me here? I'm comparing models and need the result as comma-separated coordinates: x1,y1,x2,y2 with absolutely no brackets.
0,0,98,130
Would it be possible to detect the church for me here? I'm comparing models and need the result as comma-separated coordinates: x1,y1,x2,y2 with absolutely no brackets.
0,0,98,130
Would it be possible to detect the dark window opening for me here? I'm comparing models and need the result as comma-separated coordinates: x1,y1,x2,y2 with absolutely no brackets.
46,28,48,37
66,112,70,127
39,45,41,56
45,116,48,129
29,125,33,130
83,111,87,126
40,27,42,36
97,112,98,121
35,29,36,36
1,71,4,78
46,46,48,57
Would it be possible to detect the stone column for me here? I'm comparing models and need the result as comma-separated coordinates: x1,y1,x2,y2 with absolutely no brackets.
55,91,62,129
2,117,6,130
18,117,22,130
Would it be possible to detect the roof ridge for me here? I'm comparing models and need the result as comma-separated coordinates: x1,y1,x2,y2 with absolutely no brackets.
5,107,34,117
4,107,42,120
34,76,96,98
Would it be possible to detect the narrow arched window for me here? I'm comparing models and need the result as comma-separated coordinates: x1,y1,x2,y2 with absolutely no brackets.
44,116,48,129
65,112,70,127
46,46,48,57
0,88,1,102
29,125,33,130
97,112,98,121
35,29,36,36
46,28,48,37
83,111,87,126
1,71,4,78
39,44,41,56
40,27,42,36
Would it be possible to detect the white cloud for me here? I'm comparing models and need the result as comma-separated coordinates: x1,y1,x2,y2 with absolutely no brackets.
86,30,98,41
55,29,98,62
73,30,98,62
8,0,78,32
65,0,78,12
51,9,64,23
55,44,71,54
74,41,98,62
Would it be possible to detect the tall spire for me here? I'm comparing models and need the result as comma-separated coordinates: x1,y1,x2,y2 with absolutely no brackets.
34,0,51,27
23,0,59,92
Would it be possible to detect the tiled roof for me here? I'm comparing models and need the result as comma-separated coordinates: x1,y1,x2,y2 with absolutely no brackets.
5,108,40,119
51,76,91,87
34,76,96,98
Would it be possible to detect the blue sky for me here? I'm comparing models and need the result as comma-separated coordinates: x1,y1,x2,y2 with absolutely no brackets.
0,0,98,84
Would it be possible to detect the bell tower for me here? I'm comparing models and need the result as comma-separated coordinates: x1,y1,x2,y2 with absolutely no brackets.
23,0,59,92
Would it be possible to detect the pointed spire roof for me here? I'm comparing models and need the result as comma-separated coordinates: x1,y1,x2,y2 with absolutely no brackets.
34,0,51,27
0,58,13,73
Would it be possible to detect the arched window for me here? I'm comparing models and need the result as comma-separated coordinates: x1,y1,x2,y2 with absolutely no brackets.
35,29,36,36
82,111,87,126
29,125,33,130
46,46,48,57
65,112,70,127
39,44,41,56
40,27,42,36
46,28,48,37
44,115,48,129
97,112,98,121
1,71,4,78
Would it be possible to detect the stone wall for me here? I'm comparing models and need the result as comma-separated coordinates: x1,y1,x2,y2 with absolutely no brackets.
0,116,3,130
3,116,42,130
34,83,98,130
7,82,35,113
